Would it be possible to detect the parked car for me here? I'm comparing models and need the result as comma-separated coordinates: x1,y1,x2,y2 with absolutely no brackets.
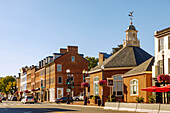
21,96,34,104
11,97,17,101
7,96,12,101
55,97,73,103
79,95,84,101
0,98,2,103
2,97,6,101
73,96,79,101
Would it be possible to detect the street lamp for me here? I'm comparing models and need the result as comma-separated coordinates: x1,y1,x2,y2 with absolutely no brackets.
101,65,104,106
83,69,87,105
66,69,70,104
161,49,166,104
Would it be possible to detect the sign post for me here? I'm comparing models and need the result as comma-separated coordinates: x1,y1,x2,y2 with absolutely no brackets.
107,78,114,101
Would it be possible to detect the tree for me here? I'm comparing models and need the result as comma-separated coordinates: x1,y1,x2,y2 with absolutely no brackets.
85,56,99,70
0,76,16,97
111,44,123,55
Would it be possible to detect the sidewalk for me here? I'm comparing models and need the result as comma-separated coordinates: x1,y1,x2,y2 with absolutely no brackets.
43,101,104,108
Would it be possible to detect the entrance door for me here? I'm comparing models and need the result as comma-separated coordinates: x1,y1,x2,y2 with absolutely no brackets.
57,88,63,98
50,88,55,102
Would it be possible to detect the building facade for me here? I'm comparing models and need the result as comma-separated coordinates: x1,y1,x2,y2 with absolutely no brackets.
18,46,88,102
152,27,170,103
89,24,152,103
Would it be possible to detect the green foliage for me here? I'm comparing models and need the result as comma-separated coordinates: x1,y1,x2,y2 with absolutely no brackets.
111,44,123,55
108,94,116,102
0,76,16,96
148,94,155,103
90,95,93,99
85,56,99,70
136,96,144,103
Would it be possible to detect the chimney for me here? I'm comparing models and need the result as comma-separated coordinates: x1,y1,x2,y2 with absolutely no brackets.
60,48,67,54
41,60,44,67
39,61,41,68
99,52,104,64
46,57,48,64
67,46,78,53
43,58,46,66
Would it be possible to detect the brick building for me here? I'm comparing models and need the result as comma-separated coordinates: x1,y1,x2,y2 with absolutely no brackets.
89,24,152,103
18,46,88,102
123,57,154,103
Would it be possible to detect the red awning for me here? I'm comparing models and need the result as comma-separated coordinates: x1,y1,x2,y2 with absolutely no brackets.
154,87,169,92
141,86,158,92
141,86,170,92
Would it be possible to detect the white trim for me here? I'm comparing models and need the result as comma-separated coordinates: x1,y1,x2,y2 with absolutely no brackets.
89,67,134,74
93,76,99,96
130,79,138,96
57,64,62,72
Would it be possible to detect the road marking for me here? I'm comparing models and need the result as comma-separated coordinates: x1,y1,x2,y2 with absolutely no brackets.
17,105,65,113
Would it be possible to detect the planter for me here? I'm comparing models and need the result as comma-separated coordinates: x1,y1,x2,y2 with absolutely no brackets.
89,98,96,104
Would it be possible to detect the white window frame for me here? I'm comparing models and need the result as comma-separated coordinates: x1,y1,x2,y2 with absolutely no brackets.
57,64,62,72
71,56,75,62
130,79,138,96
93,76,99,96
112,75,123,96
58,76,62,84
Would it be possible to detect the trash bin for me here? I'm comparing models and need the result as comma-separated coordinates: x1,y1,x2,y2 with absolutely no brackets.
97,99,101,106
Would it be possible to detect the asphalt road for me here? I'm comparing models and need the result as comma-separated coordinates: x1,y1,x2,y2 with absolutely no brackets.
0,101,145,113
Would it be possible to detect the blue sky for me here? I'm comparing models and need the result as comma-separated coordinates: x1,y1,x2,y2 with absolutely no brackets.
0,0,169,77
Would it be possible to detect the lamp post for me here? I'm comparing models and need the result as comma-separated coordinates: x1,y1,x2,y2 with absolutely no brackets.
161,49,166,104
66,69,70,104
101,65,104,106
83,69,87,105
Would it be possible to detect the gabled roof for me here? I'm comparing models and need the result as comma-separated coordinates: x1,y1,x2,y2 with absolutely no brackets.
123,57,154,77
91,46,152,71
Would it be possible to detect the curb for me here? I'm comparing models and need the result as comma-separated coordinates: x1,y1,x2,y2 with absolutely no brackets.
57,103,104,108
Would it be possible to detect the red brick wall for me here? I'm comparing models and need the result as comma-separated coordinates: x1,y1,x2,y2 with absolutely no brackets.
55,51,88,98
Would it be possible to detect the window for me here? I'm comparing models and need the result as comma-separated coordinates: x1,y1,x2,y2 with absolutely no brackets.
158,38,164,51
158,60,163,75
93,77,99,96
130,79,138,95
71,56,75,62
57,64,62,72
58,77,62,84
113,75,123,96
169,36,170,49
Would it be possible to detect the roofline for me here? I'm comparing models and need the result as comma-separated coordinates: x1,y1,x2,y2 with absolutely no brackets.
123,71,152,77
89,66,134,74
154,27,170,38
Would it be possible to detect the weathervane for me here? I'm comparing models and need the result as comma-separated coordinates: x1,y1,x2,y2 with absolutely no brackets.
128,11,134,25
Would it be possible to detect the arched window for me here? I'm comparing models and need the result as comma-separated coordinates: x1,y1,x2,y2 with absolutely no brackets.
93,77,99,96
130,79,138,95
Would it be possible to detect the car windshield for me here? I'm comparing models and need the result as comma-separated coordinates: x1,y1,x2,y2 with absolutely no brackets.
27,96,33,99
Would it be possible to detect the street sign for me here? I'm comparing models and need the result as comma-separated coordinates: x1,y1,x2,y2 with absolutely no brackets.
66,89,71,92
107,78,114,87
